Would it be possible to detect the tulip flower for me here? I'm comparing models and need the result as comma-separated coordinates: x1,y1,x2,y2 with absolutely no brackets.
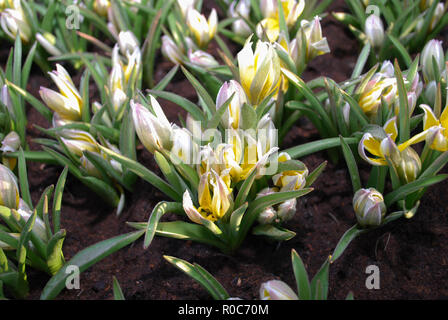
260,280,299,300
272,152,308,191
0,4,32,43
40,64,83,122
358,66,398,117
131,98,173,154
295,16,330,63
186,8,217,49
182,169,233,223
358,117,427,166
237,39,281,106
59,130,100,157
420,104,448,151
353,188,386,228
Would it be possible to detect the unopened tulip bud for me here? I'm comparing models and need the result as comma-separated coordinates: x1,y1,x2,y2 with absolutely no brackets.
1,85,13,115
258,206,277,224
188,50,219,68
228,0,251,37
93,0,110,17
421,40,445,82
353,188,386,228
176,0,195,17
365,14,384,50
16,207,48,242
130,98,173,153
0,131,20,153
60,130,99,157
36,32,62,56
0,163,19,209
396,147,421,183
80,155,102,179
161,35,184,65
118,30,139,56
424,80,437,106
216,80,247,129
277,199,297,222
260,280,299,300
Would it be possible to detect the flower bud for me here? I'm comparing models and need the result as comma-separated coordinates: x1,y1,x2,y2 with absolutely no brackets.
353,188,386,228
60,130,99,157
228,0,251,38
260,280,299,300
424,80,437,107
17,207,48,242
1,85,13,115
421,39,445,82
36,32,62,56
365,14,384,50
93,0,110,17
216,80,247,129
186,8,217,48
0,131,20,153
188,50,219,68
80,155,102,179
277,198,297,222
161,35,184,65
295,17,331,63
40,64,83,121
258,206,277,224
176,0,195,17
130,98,173,154
396,147,421,183
0,163,19,209
118,30,139,57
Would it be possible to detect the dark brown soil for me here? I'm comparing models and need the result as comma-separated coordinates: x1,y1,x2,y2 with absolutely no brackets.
9,0,448,300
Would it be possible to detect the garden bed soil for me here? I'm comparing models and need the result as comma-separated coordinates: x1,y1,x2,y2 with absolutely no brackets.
13,0,448,300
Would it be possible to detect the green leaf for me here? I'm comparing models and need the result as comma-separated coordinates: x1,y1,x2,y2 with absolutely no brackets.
18,148,32,209
99,145,181,202
285,137,359,159
387,34,412,68
252,224,296,241
181,66,215,119
164,256,229,300
112,276,125,300
291,249,311,300
339,136,361,193
310,258,330,300
46,230,66,275
52,166,68,234
305,161,327,187
40,230,144,300
330,225,364,263
143,201,184,249
394,60,410,143
148,90,205,121
385,174,448,206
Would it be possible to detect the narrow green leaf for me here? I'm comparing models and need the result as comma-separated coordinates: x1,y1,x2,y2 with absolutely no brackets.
40,230,144,300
